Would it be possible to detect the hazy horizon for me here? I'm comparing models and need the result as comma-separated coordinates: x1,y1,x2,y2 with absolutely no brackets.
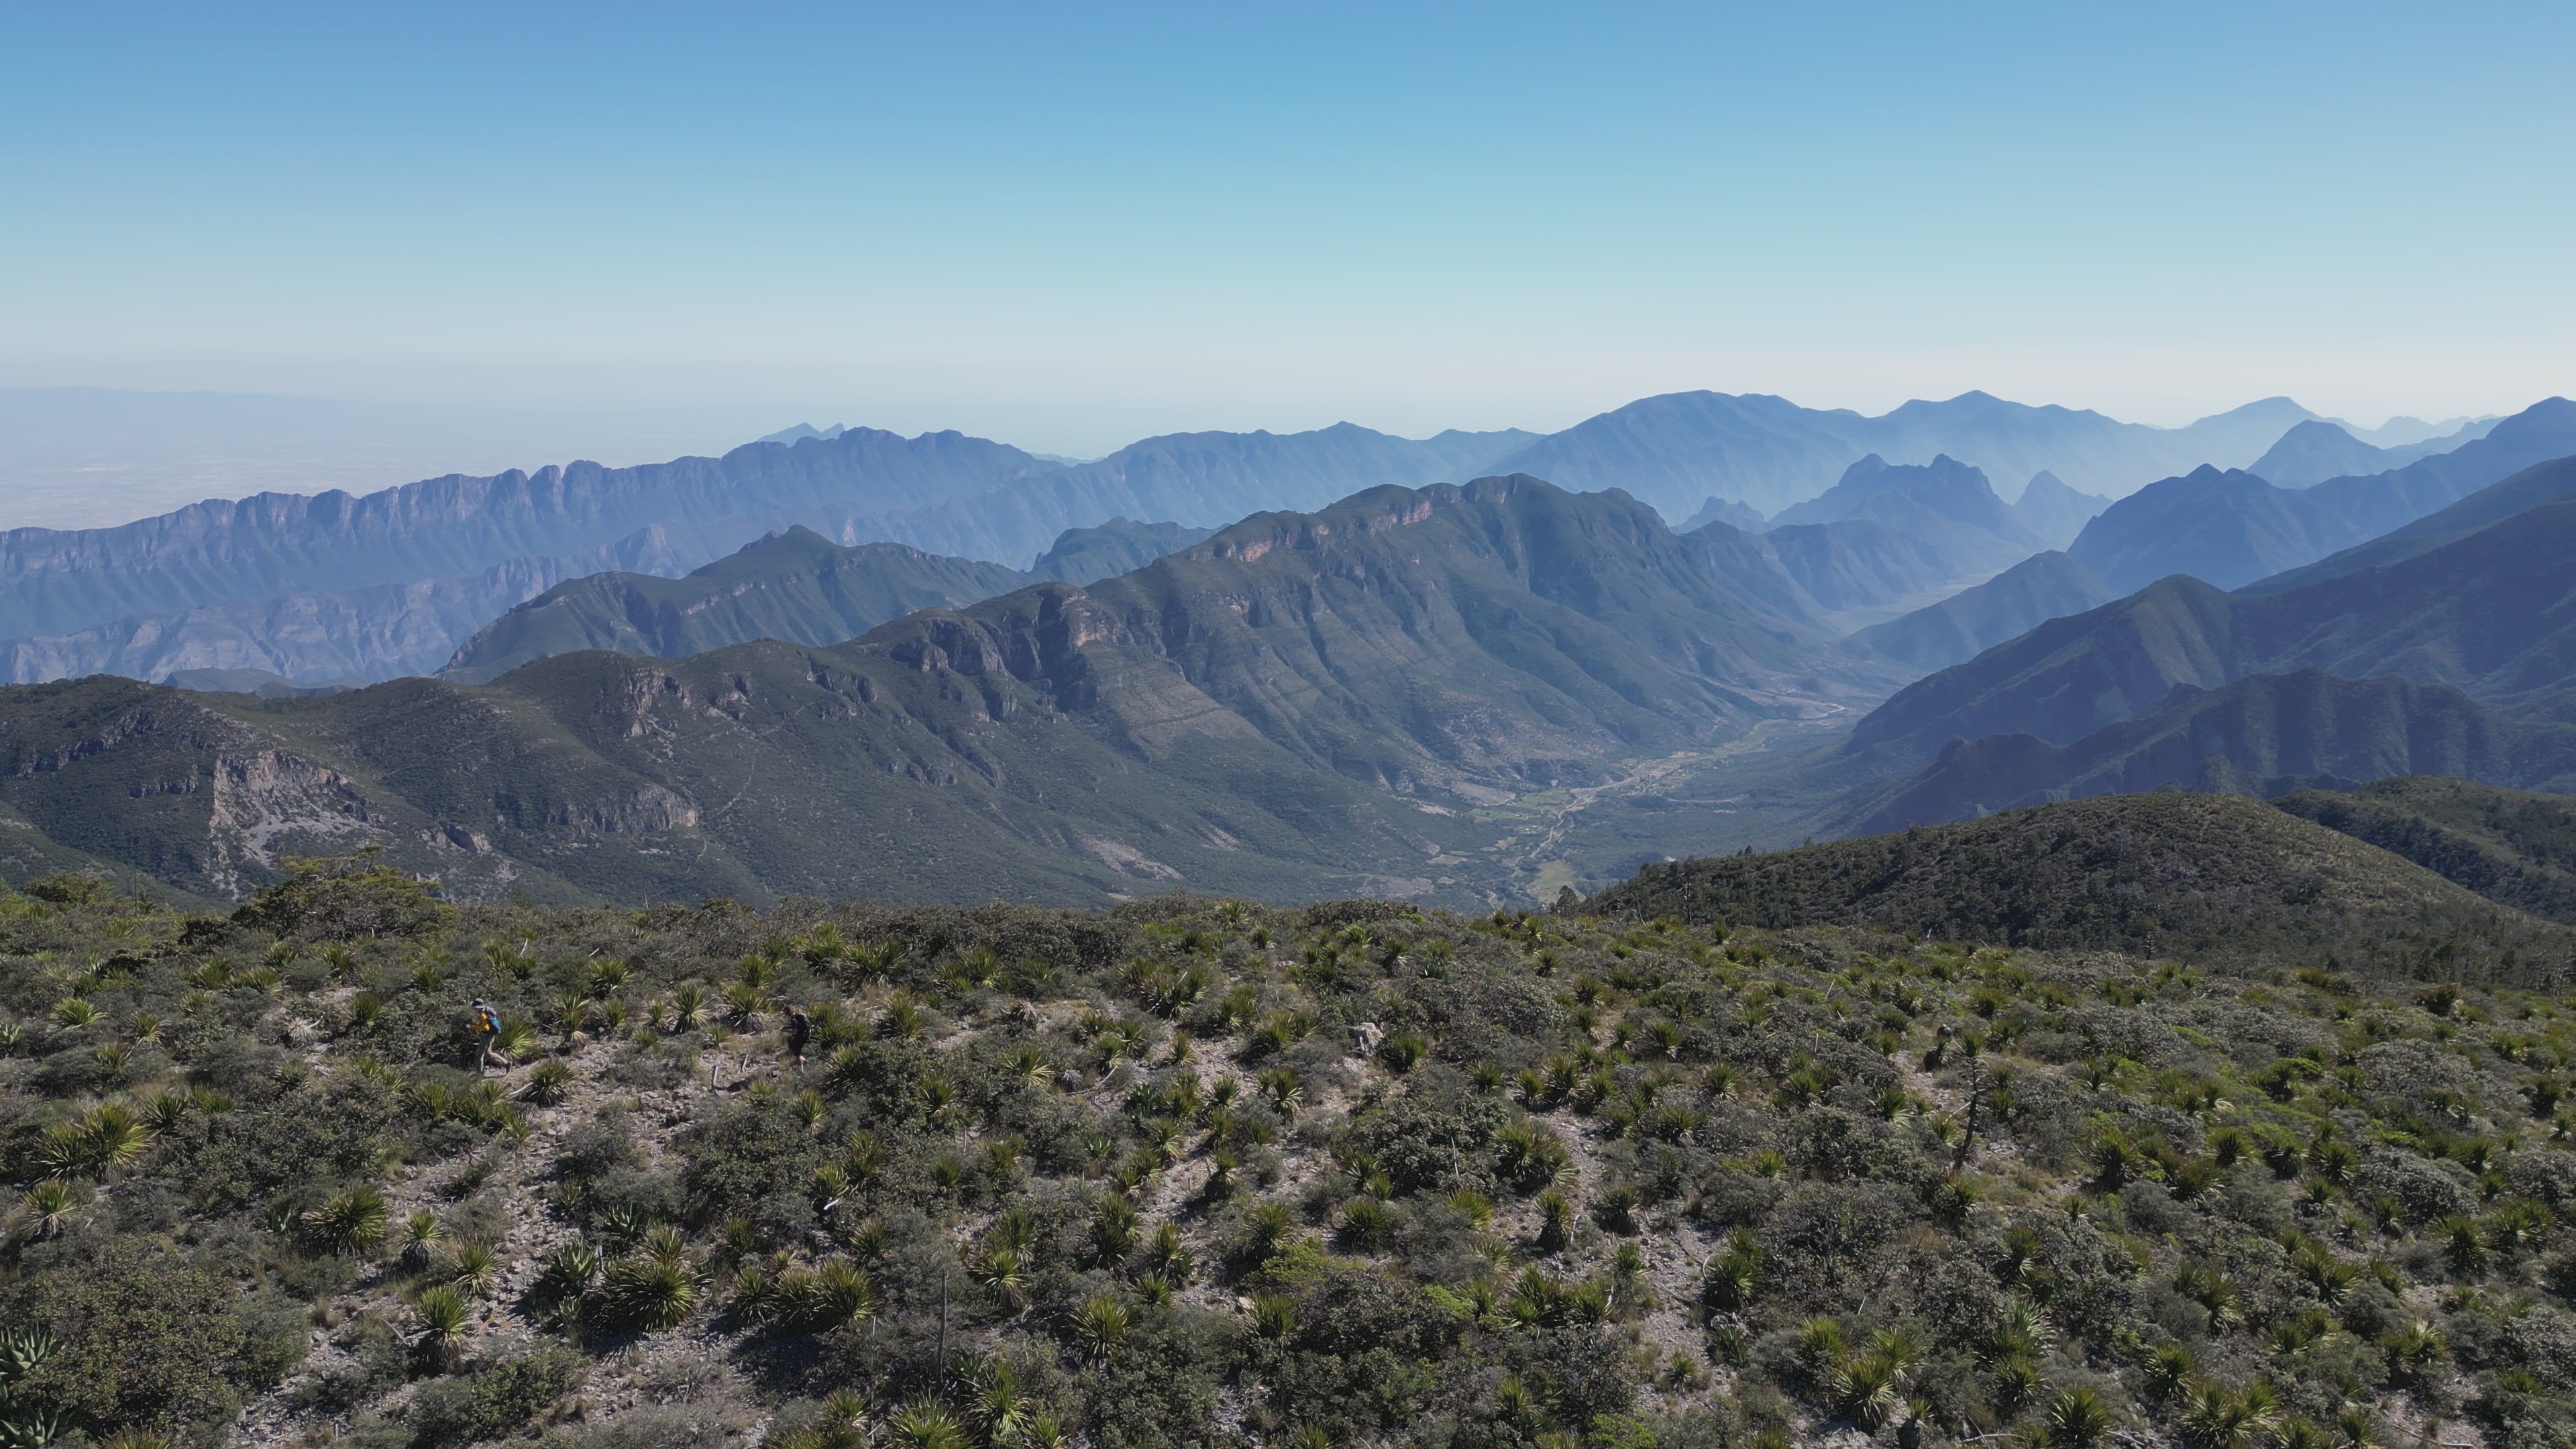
0,380,2513,532
6,2,2571,482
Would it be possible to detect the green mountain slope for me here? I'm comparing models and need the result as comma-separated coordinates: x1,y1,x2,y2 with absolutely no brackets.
2274,775,2576,924
0,476,1878,908
1848,670,2576,833
1586,792,2575,982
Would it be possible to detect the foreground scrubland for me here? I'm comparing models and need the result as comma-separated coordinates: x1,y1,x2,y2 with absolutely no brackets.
3,857,2573,1449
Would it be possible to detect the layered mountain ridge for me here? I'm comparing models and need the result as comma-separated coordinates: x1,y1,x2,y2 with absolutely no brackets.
0,476,1889,908
2067,397,2576,592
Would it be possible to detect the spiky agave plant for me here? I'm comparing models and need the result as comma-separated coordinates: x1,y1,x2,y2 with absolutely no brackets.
521,1059,574,1106
883,1401,968,1449
411,1284,472,1368
2041,1386,2114,1449
16,1181,82,1241
597,1254,700,1332
301,1185,390,1256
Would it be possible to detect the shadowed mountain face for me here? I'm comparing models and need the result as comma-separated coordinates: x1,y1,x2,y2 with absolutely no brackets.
2067,397,2576,592
1585,792,2571,983
1022,517,1216,583
2249,419,2400,487
2008,470,2112,549
1849,669,2576,834
1676,496,1766,533
2247,415,2498,488
1486,390,2317,519
0,477,1879,908
0,526,700,686
439,527,1036,684
1843,550,2118,672
1768,453,2048,550
1686,455,2052,629
2245,451,2576,594
1851,454,2576,761
441,518,1214,684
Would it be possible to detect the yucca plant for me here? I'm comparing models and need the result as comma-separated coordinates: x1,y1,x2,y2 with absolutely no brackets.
1338,1195,1393,1248
597,1255,700,1332
1534,1189,1572,1252
535,1242,600,1303
48,997,100,1030
1250,1293,1295,1339
1139,1222,1192,1283
490,1018,536,1059
1242,1200,1295,1262
301,1185,390,1255
1379,1032,1428,1074
641,1224,690,1267
667,983,710,1032
1090,1197,1137,1265
411,1284,472,1368
447,1238,499,1293
883,1401,967,1449
975,1246,1027,1313
2040,1385,2114,1449
521,1059,575,1106
17,1180,83,1240
1071,1293,1129,1360
400,1211,445,1271
798,1258,875,1332
0,1407,74,1449
586,957,629,998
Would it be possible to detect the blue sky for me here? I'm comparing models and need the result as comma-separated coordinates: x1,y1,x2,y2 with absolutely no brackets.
5,1,2573,454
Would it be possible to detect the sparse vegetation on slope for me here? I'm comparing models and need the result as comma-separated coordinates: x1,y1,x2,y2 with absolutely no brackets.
1589,794,2576,985
3,853,2573,1449
2276,778,2576,926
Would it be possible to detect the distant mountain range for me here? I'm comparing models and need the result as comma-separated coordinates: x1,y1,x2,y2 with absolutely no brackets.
2247,415,2498,488
1845,453,2576,811
3,381,2569,914
1,387,2446,672
2066,397,2576,592
1682,454,2063,629
2008,471,2113,549
0,477,1893,906
1480,390,2318,519
0,526,699,686
441,519,1210,683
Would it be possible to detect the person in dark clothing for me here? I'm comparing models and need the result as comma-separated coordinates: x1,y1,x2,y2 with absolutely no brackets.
784,1004,812,1065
